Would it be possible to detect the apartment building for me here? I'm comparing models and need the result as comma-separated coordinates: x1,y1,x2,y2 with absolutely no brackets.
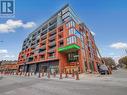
18,4,101,74
0,61,18,72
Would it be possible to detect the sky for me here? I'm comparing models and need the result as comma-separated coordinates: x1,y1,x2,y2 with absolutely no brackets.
0,0,127,61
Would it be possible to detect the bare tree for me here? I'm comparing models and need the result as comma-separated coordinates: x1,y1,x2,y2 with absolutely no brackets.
101,57,116,67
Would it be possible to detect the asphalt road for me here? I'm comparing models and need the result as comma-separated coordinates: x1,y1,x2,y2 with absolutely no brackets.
0,69,127,95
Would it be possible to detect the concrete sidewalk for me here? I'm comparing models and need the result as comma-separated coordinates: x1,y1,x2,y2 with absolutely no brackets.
0,69,127,95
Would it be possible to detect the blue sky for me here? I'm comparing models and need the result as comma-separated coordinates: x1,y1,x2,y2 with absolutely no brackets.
0,0,127,61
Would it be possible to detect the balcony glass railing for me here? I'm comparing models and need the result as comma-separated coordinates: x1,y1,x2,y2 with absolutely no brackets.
48,56,55,59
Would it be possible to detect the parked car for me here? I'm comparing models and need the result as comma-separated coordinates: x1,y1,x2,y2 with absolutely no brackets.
99,64,109,75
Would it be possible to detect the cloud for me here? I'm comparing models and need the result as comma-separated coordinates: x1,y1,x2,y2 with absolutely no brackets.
4,54,15,58
0,19,36,33
22,22,36,29
0,49,8,54
0,49,17,60
0,54,16,61
110,42,127,49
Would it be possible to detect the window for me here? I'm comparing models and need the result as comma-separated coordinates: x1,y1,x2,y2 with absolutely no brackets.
62,12,70,19
40,55,45,60
68,52,78,62
34,50,38,54
49,52,55,58
67,36,77,45
75,30,81,38
62,7,69,14
69,28,75,35
66,20,76,28
64,16,71,22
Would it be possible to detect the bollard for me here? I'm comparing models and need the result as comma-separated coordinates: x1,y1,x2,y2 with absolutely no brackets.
16,72,18,75
20,72,22,76
47,72,50,79
53,71,56,78
2,72,3,75
31,72,33,76
12,72,14,75
23,72,25,75
10,72,12,75
72,70,75,77
65,71,68,78
28,72,30,77
25,72,27,76
21,72,23,76
42,71,44,77
75,71,79,80
26,72,28,76
38,72,41,78
1,72,2,75
59,72,63,79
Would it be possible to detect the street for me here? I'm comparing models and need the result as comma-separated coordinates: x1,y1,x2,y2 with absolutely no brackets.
0,69,127,95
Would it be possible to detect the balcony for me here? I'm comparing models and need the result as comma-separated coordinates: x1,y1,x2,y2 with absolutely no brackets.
49,23,57,31
58,33,63,39
41,34,47,40
48,51,56,59
40,45,46,50
49,30,56,36
58,44,80,52
40,57,45,60
41,29,47,35
58,40,64,47
42,24,48,31
48,35,56,42
48,47,55,53
40,41,46,47
38,47,46,54
28,56,34,62
48,41,56,47
58,26,63,32
49,18,57,27
48,56,55,59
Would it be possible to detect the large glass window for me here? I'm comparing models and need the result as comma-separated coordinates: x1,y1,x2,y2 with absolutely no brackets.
68,29,81,39
67,36,77,45
69,28,75,35
62,12,70,20
68,52,78,62
62,7,69,14
66,21,76,28
75,30,81,38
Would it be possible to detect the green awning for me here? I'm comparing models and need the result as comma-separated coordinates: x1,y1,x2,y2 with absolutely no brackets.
58,44,80,52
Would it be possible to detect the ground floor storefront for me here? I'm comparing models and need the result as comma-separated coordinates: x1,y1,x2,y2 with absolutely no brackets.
19,60,59,74
18,59,99,75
